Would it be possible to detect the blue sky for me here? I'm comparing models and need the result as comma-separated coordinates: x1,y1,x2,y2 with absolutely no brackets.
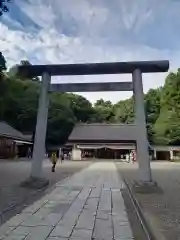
0,0,180,103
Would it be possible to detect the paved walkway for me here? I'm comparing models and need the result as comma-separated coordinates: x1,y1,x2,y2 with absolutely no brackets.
0,162,134,240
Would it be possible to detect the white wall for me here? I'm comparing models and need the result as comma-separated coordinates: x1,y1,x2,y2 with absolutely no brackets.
72,149,82,161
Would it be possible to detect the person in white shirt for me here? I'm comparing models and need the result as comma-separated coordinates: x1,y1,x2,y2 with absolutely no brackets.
126,154,130,163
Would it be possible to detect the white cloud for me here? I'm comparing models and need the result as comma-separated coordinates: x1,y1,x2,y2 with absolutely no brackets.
0,0,180,103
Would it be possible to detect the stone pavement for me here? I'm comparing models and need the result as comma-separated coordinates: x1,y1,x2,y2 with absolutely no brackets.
0,162,134,240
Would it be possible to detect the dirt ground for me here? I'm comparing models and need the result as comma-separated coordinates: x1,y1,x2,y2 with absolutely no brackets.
117,161,180,240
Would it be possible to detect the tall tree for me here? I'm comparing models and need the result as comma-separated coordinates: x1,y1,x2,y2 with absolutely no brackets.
67,94,94,122
153,70,180,144
113,98,134,123
0,52,6,72
92,99,114,123
47,93,76,146
0,52,8,118
94,99,112,108
145,88,161,142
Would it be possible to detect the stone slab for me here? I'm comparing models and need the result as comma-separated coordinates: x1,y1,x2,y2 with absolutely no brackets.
71,228,92,240
22,200,48,214
25,226,52,240
114,224,134,239
41,213,63,226
93,218,113,240
47,238,67,240
3,235,26,240
21,215,45,227
0,226,15,240
75,210,95,230
96,210,110,220
11,226,32,236
4,213,32,227
50,225,73,238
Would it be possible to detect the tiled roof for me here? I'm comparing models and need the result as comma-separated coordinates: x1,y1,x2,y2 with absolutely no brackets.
0,122,28,140
68,123,137,141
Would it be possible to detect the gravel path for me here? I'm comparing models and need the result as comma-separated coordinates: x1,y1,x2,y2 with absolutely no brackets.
0,159,91,225
117,161,180,240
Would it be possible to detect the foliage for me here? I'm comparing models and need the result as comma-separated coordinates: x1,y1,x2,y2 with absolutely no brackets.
0,0,11,16
94,99,112,108
153,69,180,145
0,52,6,72
9,60,40,82
113,98,134,123
91,99,114,123
144,88,161,143
47,93,75,146
1,78,39,132
67,94,94,122
1,53,180,146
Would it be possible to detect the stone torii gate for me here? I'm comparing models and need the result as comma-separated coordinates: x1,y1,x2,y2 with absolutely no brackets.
17,60,169,188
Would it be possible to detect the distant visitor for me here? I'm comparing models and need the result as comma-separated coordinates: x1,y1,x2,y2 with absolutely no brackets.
51,152,57,172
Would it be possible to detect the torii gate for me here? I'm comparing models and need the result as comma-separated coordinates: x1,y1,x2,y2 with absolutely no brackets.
17,60,169,188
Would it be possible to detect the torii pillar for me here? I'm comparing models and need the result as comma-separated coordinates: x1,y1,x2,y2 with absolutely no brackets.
133,69,152,182
21,72,51,188
31,72,51,180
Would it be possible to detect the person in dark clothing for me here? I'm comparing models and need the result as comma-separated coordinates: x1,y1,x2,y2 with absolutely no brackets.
61,152,64,163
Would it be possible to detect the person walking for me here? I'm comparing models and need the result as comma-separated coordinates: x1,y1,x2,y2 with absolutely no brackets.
51,152,57,172
132,151,136,164
61,152,64,163
27,147,32,159
130,152,133,163
59,151,64,164
126,153,130,163
69,151,72,160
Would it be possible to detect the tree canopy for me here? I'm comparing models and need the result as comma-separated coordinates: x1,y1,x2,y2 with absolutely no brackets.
0,53,180,146
0,52,6,72
0,0,10,16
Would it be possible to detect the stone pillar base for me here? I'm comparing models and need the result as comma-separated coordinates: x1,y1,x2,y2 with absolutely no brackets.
20,177,49,189
133,180,162,194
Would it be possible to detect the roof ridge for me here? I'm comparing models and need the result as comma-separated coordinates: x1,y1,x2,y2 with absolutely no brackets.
76,123,136,126
68,123,137,141
0,121,25,140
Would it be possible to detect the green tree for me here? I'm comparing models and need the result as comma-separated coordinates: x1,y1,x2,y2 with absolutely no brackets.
160,69,180,111
145,88,161,142
67,94,94,122
1,78,39,131
90,106,113,123
94,99,112,108
91,99,114,123
0,52,7,76
153,70,180,144
113,98,134,123
1,78,76,146
47,93,75,146
0,0,10,16
153,110,180,145
8,60,40,82
0,52,8,118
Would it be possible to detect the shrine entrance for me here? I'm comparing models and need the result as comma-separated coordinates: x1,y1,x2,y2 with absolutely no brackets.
17,60,169,186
